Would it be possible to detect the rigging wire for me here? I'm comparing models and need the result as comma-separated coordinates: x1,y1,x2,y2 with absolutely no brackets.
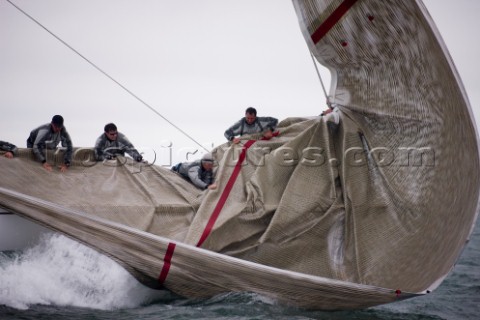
309,51,332,108
6,0,210,153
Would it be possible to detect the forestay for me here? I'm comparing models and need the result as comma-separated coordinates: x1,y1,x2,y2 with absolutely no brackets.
0,0,479,310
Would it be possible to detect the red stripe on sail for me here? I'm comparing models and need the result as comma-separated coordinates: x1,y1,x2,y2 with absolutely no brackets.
196,139,256,247
310,0,359,44
260,131,280,141
159,138,259,282
158,242,176,284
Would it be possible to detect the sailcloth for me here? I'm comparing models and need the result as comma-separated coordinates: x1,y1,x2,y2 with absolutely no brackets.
0,0,479,310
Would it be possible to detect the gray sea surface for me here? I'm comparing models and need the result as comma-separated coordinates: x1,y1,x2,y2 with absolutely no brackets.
1,219,479,320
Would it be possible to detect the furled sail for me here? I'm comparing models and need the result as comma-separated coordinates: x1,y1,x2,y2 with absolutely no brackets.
0,0,478,310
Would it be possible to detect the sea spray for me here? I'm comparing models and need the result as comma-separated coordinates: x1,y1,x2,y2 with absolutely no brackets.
0,232,167,310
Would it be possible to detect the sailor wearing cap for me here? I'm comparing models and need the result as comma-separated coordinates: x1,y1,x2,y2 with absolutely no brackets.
172,153,217,190
26,115,73,172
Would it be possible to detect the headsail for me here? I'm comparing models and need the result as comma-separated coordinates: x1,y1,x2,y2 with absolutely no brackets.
1,0,479,310
292,0,480,292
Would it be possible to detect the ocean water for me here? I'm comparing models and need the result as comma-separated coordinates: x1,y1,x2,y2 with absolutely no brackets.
1,220,478,320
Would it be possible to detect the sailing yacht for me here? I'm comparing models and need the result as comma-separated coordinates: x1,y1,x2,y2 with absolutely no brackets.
1,0,478,310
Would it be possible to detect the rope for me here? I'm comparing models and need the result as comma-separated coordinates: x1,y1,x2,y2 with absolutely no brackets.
309,51,332,108
6,0,210,153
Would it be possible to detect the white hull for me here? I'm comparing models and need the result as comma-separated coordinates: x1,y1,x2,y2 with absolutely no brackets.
0,208,49,251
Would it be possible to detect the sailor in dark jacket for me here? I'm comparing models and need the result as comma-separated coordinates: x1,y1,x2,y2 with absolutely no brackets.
172,153,217,190
0,140,18,159
26,115,73,172
224,106,278,144
94,123,143,162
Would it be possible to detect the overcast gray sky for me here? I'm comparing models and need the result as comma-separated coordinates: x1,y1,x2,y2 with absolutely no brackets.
1,0,479,165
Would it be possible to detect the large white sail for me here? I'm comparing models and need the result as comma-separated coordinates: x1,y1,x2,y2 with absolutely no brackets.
1,0,478,310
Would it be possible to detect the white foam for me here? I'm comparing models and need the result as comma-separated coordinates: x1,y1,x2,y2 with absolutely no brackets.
0,233,166,310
